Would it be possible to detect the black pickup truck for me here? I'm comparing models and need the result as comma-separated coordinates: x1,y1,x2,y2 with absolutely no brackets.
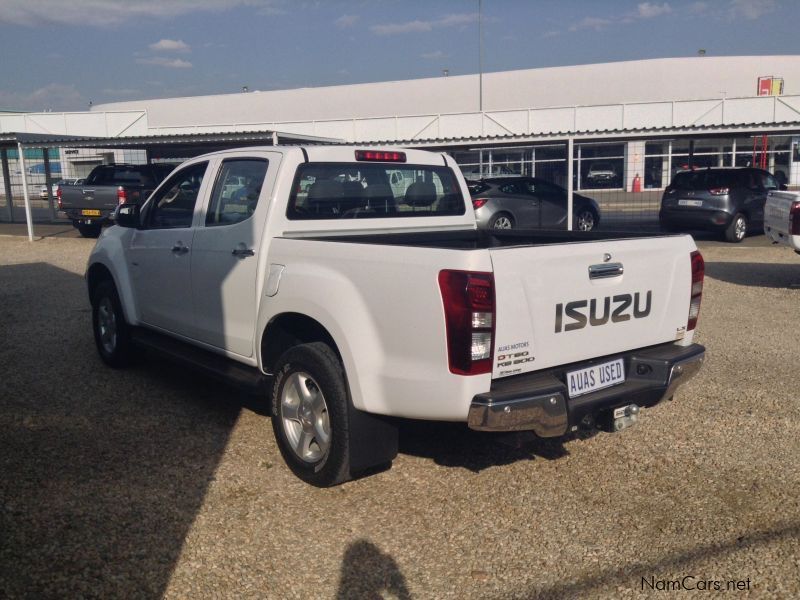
58,163,174,237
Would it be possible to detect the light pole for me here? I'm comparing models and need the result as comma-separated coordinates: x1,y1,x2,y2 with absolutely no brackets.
478,0,483,112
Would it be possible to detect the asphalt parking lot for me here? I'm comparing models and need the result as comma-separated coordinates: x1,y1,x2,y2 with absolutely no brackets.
1,230,799,599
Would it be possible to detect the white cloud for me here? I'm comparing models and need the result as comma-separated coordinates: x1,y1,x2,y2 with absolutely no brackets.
569,17,613,32
0,83,84,112
0,0,285,27
149,39,190,52
137,56,193,69
637,2,672,18
371,13,477,36
689,1,709,14
569,2,674,32
420,50,446,60
335,14,358,29
729,0,776,20
543,30,560,38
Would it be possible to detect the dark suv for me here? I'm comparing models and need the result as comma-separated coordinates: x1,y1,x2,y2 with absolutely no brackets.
659,167,783,242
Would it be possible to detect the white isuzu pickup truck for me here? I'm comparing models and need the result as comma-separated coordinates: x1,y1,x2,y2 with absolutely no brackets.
765,190,800,253
86,146,705,486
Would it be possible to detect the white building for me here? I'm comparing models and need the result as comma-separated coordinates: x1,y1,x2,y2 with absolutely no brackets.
3,55,800,223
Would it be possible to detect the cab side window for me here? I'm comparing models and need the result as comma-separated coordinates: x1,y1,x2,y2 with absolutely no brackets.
206,159,269,226
146,161,208,229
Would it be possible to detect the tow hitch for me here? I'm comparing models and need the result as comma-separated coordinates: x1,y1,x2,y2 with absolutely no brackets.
598,404,640,433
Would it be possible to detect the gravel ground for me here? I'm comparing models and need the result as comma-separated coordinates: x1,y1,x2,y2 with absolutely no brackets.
1,233,799,599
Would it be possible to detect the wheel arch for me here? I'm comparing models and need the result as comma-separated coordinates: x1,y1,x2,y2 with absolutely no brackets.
87,262,116,305
260,312,343,376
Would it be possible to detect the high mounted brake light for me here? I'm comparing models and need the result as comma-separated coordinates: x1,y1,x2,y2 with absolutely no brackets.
687,250,704,331
355,150,406,163
790,200,800,235
439,270,495,375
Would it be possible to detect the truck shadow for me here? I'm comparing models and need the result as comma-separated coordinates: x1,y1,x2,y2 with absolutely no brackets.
704,261,800,288
397,420,579,472
0,262,241,598
494,521,799,599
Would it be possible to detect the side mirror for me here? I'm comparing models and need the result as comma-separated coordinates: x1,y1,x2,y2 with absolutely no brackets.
115,203,141,228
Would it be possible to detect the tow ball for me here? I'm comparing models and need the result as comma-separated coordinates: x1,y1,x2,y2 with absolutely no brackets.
610,404,639,432
592,403,640,433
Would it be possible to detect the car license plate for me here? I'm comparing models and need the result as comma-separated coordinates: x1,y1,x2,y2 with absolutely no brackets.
81,209,102,216
566,358,625,398
678,199,703,207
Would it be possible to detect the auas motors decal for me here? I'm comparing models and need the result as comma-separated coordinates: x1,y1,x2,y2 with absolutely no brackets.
555,291,652,333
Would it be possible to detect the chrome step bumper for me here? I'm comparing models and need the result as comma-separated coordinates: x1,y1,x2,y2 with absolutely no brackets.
468,343,705,436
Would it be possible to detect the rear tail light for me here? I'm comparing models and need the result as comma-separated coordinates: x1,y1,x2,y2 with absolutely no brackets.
439,270,495,375
56,186,62,210
472,198,488,210
687,250,704,331
708,187,729,195
116,186,127,205
790,201,800,235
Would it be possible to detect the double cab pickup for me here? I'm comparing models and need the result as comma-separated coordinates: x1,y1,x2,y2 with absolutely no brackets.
86,146,705,486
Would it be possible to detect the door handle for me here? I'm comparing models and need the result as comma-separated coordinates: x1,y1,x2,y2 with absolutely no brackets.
232,247,255,258
171,243,189,254
589,263,624,279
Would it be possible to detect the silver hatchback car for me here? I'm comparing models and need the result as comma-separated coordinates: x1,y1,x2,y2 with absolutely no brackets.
469,177,601,231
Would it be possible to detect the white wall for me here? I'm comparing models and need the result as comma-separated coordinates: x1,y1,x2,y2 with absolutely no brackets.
93,56,800,127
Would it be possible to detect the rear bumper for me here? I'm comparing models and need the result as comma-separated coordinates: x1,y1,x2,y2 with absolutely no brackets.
659,207,732,230
63,208,115,224
468,342,705,436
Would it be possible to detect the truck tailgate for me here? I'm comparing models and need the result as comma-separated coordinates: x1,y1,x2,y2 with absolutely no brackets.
490,235,695,378
59,187,121,211
765,191,798,244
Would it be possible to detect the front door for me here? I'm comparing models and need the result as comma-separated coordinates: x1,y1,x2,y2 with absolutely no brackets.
191,153,278,357
128,161,210,336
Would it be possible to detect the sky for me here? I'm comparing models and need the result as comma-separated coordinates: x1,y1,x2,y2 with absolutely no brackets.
0,0,797,112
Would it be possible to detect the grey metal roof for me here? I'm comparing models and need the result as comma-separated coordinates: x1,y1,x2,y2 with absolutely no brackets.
385,121,800,148
0,129,343,149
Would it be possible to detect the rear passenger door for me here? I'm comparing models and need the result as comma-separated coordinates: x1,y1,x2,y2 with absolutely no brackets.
190,152,280,357
529,180,568,228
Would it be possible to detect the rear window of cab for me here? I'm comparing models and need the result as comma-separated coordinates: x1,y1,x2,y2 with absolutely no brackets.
287,163,466,220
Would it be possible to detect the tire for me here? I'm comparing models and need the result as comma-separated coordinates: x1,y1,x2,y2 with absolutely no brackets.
489,212,514,229
574,208,598,231
91,279,134,368
724,213,747,243
77,223,102,238
270,342,351,487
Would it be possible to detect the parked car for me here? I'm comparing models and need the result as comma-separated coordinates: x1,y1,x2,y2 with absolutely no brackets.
460,165,517,179
764,190,800,253
86,146,704,486
469,177,601,231
586,162,619,187
58,164,175,237
659,167,784,242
